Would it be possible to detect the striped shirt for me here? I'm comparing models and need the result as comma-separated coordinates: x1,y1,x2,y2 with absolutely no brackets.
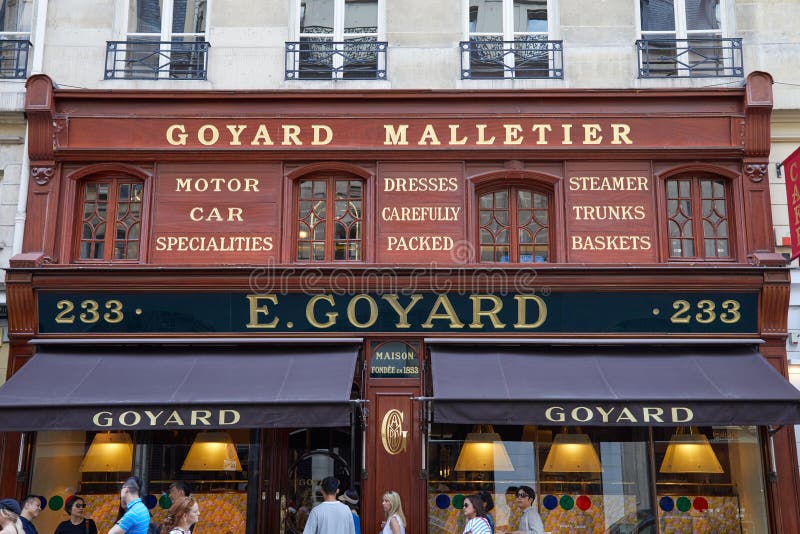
463,517,492,534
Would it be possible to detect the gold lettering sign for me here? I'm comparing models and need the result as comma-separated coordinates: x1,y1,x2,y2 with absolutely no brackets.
164,122,634,148
544,405,694,424
91,409,241,427
381,409,408,455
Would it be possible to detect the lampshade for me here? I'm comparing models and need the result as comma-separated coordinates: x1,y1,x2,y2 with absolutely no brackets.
454,425,514,472
659,427,723,474
543,431,603,473
181,432,242,471
80,432,133,472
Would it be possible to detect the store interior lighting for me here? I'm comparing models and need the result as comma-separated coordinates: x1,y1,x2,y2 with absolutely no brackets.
182,431,243,471
542,430,603,473
79,432,134,472
454,425,515,471
660,427,723,474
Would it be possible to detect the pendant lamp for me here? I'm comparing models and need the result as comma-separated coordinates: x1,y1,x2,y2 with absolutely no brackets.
454,425,515,471
182,431,243,471
80,432,134,472
659,427,723,474
542,430,602,473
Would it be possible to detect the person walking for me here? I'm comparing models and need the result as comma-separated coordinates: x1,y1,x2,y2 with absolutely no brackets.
109,477,150,534
54,496,97,534
167,483,190,505
166,483,193,533
462,495,492,534
19,496,41,534
512,486,544,534
159,497,199,534
0,499,22,534
337,489,360,534
302,477,355,534
380,491,406,534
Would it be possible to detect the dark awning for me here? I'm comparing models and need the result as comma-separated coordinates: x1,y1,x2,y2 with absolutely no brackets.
430,345,800,426
0,346,359,430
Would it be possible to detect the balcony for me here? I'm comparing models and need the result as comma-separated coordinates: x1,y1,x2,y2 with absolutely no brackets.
460,37,563,79
0,39,31,79
636,38,743,78
285,39,387,80
105,40,210,80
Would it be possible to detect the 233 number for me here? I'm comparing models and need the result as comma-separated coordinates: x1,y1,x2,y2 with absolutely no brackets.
55,299,124,324
669,299,741,324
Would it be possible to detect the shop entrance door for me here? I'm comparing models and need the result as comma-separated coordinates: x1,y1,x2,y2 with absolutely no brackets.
261,427,358,534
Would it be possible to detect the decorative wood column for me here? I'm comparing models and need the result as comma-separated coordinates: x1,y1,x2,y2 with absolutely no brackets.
755,255,800,533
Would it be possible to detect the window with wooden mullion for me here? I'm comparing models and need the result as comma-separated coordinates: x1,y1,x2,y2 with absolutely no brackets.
666,175,729,259
297,177,363,262
79,178,143,261
479,187,549,263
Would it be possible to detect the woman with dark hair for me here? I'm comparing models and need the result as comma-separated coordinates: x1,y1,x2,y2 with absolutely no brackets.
160,497,200,534
462,495,491,534
479,491,495,532
512,486,544,534
53,496,98,534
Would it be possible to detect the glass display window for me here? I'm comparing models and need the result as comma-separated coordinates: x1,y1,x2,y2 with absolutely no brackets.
29,430,252,534
427,424,768,534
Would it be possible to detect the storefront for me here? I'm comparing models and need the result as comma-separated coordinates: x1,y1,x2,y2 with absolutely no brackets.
2,72,800,533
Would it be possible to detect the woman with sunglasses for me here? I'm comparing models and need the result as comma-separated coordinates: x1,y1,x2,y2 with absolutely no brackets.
511,487,543,534
461,495,492,534
54,496,98,534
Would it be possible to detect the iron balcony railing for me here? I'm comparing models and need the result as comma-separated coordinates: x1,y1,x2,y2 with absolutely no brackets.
460,37,563,79
637,37,743,78
0,39,31,79
105,40,210,80
285,39,387,80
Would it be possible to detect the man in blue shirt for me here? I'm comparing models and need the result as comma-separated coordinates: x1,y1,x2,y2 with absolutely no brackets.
19,495,42,534
109,477,150,534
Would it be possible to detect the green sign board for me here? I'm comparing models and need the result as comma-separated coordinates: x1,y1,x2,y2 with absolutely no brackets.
37,290,758,335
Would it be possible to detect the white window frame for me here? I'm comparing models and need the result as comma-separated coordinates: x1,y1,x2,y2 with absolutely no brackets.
0,0,33,39
462,0,559,79
637,0,729,41
290,0,386,79
636,0,737,78
121,0,210,77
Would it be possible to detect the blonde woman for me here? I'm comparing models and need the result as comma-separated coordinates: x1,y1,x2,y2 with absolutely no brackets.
0,499,23,534
380,491,406,534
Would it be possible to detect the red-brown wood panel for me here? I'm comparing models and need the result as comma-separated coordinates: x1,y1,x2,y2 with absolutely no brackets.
364,384,423,534
564,161,656,263
376,162,465,264
151,162,282,264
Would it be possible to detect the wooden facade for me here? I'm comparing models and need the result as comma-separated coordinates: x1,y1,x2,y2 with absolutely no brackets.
2,72,799,533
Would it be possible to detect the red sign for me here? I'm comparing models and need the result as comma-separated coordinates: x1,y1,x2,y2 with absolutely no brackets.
784,146,800,260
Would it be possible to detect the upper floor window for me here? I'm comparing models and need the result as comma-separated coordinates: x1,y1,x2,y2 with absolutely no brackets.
637,0,742,78
0,0,33,79
286,0,386,80
461,0,562,79
107,0,209,80
666,175,730,259
296,177,363,261
78,179,143,261
479,187,550,263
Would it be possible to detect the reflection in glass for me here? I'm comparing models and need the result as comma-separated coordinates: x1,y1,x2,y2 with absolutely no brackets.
285,428,354,534
426,425,776,534
30,430,251,534
653,426,768,532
